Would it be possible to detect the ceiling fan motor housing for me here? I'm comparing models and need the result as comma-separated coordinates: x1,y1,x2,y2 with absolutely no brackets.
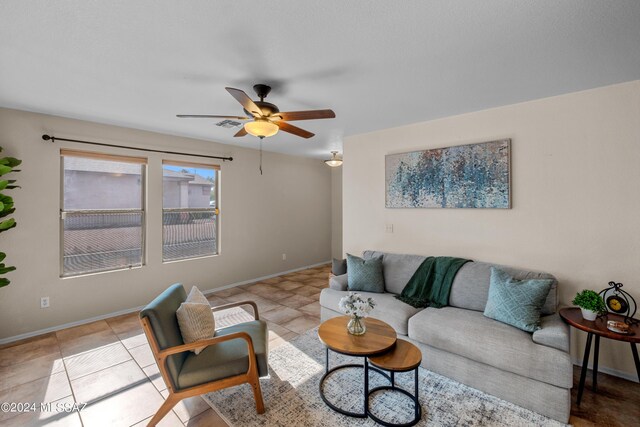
244,101,280,117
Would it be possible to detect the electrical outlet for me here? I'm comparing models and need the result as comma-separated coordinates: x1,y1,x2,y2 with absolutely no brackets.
282,253,287,261
40,297,50,309
385,224,394,233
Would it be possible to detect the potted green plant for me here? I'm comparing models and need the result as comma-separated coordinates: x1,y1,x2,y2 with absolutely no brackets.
0,146,20,288
572,290,606,321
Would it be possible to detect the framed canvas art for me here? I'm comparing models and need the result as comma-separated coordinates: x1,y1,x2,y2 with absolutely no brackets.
385,139,511,208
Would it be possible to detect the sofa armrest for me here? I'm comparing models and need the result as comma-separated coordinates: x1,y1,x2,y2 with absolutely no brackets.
329,274,348,291
532,312,570,352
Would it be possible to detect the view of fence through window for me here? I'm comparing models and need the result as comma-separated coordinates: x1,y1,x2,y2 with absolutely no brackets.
162,162,218,262
61,152,146,277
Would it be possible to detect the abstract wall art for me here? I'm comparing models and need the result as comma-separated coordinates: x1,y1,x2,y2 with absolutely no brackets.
385,139,511,209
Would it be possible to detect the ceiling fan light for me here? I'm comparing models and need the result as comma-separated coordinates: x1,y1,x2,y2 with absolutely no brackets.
244,119,279,138
324,151,343,167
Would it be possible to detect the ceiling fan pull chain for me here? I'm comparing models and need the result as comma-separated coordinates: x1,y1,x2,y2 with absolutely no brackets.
259,137,263,175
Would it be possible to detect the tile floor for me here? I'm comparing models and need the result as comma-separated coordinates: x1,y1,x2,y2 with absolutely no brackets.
0,263,638,426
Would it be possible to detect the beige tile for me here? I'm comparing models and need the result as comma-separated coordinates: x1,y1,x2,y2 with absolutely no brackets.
276,280,303,291
265,321,293,341
0,333,60,367
0,351,65,391
143,363,167,392
0,371,72,422
205,295,228,307
129,343,156,368
308,279,329,289
279,294,315,309
290,286,321,297
245,283,277,298
64,342,132,380
56,321,120,358
299,301,322,317
1,395,82,427
261,277,283,285
184,408,230,427
161,391,209,423
105,313,148,349
133,410,184,427
79,379,165,427
71,360,147,404
211,287,244,298
261,306,303,324
281,315,320,334
259,289,295,301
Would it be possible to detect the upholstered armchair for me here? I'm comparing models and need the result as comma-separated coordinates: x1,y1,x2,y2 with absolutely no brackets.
140,284,269,426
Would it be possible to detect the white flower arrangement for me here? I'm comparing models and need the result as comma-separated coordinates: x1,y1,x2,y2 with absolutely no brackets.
338,292,376,318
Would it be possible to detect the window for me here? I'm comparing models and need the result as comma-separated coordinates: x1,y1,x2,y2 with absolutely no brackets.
61,150,146,277
162,161,219,262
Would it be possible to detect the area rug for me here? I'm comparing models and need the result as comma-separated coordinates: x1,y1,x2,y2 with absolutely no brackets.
203,327,566,427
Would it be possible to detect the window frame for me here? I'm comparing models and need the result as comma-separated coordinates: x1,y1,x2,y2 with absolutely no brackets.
59,149,147,278
161,160,220,263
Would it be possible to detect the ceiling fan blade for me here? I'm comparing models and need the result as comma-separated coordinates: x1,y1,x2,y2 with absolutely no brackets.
234,127,248,137
277,121,315,139
225,87,263,117
176,114,250,119
271,109,336,122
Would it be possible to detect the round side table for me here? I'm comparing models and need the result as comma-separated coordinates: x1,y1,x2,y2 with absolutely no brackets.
318,316,397,418
367,339,423,427
559,307,640,405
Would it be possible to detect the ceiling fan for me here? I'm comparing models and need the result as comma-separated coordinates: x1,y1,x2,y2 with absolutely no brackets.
177,84,336,139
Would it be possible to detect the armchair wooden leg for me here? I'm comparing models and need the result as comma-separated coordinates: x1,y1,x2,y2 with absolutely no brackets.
250,371,265,414
148,393,179,427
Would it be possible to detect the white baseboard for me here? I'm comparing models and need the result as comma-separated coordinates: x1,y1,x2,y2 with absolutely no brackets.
0,260,330,346
571,357,638,382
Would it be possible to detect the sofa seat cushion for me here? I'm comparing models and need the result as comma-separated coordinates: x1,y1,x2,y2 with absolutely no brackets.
407,307,572,388
320,288,422,335
176,320,269,390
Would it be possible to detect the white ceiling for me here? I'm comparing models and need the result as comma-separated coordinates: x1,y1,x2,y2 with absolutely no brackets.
1,1,639,159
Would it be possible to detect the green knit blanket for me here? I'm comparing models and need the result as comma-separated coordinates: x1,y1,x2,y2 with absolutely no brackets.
396,256,471,308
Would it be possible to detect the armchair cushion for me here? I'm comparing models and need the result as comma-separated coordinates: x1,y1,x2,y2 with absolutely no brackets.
140,284,188,388
176,320,269,390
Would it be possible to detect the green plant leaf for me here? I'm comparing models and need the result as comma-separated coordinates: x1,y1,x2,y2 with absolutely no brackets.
0,208,15,219
0,157,21,168
0,265,16,274
0,252,5,262
0,165,11,176
0,218,16,231
0,278,9,288
0,180,7,191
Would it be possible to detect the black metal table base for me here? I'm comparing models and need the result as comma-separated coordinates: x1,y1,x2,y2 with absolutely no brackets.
367,367,421,427
319,347,390,417
319,346,421,426
577,332,640,405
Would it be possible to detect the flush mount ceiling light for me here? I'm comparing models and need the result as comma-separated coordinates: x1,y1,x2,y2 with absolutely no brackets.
244,118,279,138
324,151,343,167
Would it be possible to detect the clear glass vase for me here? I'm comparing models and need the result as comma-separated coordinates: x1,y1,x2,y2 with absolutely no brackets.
347,316,366,335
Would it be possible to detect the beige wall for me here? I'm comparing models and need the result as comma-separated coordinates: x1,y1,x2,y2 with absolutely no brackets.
331,167,343,259
0,108,331,339
343,80,640,378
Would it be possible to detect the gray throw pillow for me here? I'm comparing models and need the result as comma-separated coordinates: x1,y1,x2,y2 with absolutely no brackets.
484,267,553,332
347,253,385,293
332,258,347,275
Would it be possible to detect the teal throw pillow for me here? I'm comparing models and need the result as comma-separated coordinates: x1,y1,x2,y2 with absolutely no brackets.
484,267,553,332
347,253,385,293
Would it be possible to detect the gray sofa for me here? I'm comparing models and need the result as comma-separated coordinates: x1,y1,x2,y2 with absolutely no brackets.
320,250,572,423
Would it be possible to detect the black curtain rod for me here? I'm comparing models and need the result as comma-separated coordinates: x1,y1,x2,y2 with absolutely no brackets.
41,134,233,162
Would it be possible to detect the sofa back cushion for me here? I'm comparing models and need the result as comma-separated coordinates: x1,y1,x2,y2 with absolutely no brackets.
449,261,558,315
363,250,427,295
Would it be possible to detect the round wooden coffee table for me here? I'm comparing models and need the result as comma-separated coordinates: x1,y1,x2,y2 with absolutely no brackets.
368,339,422,427
318,316,397,418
